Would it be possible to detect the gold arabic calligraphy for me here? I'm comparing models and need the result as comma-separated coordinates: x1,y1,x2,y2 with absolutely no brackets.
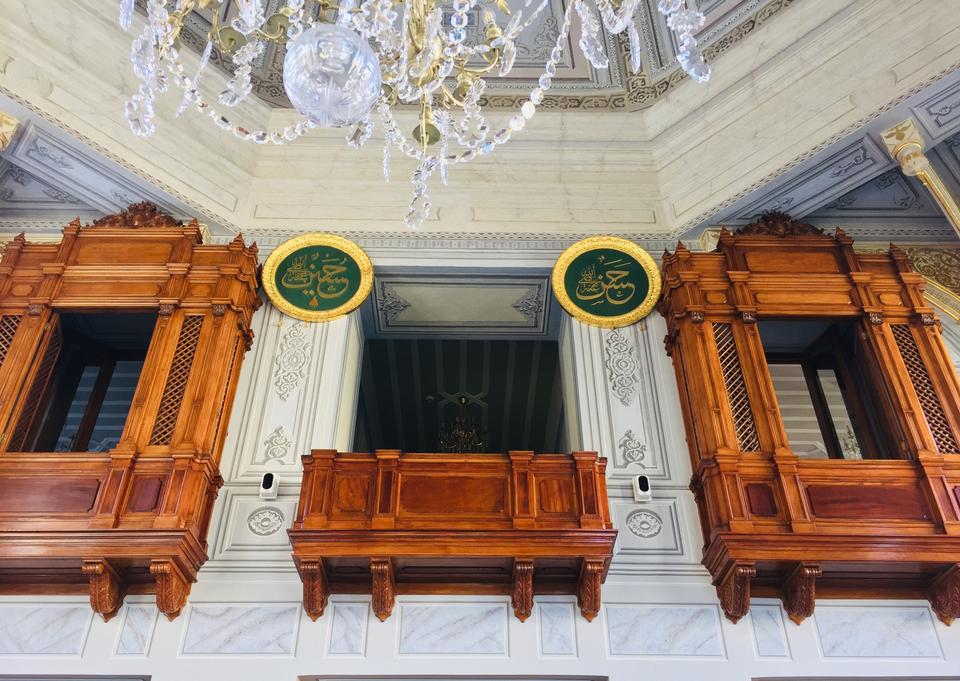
574,255,637,307
279,251,352,308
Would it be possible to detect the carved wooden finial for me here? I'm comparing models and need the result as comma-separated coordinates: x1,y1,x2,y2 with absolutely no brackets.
90,202,183,229
736,211,825,238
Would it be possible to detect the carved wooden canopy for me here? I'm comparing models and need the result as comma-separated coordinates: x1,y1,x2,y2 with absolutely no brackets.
0,205,260,620
659,219,960,626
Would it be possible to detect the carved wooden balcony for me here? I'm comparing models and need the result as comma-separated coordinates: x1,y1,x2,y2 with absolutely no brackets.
659,213,960,626
0,204,260,621
289,449,617,622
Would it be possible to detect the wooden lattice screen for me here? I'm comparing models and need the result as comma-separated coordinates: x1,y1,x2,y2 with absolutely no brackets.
891,324,960,453
149,315,204,446
713,322,761,452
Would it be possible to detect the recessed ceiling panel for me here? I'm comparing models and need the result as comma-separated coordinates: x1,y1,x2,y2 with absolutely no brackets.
368,274,554,338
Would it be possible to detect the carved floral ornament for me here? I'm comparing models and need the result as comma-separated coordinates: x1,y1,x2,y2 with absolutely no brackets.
604,328,641,406
733,211,825,239
90,201,189,230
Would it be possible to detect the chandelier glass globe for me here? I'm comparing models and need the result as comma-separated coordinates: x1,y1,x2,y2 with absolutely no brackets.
282,23,382,128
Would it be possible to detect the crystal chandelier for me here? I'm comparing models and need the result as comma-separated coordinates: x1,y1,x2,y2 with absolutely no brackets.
120,0,710,229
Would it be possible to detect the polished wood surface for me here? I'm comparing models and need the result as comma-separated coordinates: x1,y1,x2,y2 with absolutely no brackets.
289,449,618,621
0,204,260,620
659,213,960,625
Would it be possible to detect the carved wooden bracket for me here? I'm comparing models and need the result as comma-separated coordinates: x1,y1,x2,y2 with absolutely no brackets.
298,559,329,621
511,559,534,622
82,559,124,622
150,560,192,621
577,558,605,622
929,563,960,625
781,562,821,624
371,558,395,622
716,562,756,624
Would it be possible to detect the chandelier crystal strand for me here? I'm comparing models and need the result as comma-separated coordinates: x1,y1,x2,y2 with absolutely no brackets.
119,0,708,227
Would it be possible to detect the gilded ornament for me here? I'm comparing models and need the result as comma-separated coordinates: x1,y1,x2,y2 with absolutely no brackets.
262,233,373,322
0,112,19,151
552,236,661,328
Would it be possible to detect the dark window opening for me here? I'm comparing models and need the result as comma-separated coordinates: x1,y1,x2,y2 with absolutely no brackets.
21,312,155,453
353,339,566,454
759,318,901,460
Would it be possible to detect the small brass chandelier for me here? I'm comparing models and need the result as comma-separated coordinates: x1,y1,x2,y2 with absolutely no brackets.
120,0,709,229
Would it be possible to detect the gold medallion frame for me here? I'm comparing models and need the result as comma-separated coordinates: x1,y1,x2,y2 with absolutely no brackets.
262,233,374,323
552,236,662,328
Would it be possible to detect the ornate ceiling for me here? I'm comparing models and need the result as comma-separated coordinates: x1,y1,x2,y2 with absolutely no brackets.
2,0,960,241
169,0,793,111
703,73,960,242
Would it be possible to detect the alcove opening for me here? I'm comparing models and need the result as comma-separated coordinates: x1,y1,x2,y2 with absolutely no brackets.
352,338,567,454
18,312,156,453
758,317,901,460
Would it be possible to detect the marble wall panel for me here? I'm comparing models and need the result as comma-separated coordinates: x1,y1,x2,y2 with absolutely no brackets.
538,602,577,656
398,603,507,655
181,604,300,656
116,605,157,656
815,605,941,658
328,603,368,656
0,605,91,655
750,604,789,658
606,605,724,657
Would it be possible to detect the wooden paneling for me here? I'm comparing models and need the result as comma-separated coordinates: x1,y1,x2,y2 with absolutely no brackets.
128,477,164,513
0,203,260,622
0,477,101,513
746,483,777,517
806,484,930,520
290,449,617,622
659,214,960,626
399,475,508,516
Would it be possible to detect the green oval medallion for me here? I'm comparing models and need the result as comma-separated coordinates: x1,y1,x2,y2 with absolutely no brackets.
263,234,373,322
552,237,661,328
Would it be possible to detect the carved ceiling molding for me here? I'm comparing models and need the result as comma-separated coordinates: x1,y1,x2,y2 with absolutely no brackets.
684,59,960,236
165,0,795,113
0,85,242,235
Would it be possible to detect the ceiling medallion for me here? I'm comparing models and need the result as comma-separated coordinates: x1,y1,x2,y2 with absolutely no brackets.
118,0,711,229
262,233,374,322
552,236,661,328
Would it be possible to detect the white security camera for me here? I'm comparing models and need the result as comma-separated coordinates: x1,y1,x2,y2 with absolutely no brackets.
260,472,279,500
632,474,652,502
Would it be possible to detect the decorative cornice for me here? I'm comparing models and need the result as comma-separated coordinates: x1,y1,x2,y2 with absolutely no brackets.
679,58,960,236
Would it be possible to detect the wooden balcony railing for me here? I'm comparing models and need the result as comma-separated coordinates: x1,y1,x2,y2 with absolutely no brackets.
289,449,618,622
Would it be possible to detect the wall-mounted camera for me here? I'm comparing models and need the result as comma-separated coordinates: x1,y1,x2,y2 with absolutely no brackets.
260,472,279,500
632,474,652,502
